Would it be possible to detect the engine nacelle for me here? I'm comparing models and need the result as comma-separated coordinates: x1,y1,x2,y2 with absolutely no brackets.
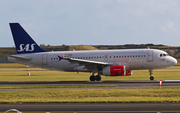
102,65,126,76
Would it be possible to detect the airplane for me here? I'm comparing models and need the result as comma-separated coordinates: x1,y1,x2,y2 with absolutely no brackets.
7,23,177,81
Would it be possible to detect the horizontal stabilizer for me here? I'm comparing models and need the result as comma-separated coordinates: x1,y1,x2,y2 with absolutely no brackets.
8,55,30,60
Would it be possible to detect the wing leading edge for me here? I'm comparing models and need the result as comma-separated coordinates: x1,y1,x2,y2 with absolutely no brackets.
62,57,114,69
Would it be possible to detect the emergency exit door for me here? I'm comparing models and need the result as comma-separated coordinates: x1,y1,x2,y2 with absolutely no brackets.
147,50,153,62
42,54,48,65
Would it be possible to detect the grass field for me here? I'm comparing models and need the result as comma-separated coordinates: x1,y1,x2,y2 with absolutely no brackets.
0,88,180,103
0,63,180,81
0,63,27,68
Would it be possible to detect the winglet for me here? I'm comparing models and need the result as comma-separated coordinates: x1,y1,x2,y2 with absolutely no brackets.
9,23,46,54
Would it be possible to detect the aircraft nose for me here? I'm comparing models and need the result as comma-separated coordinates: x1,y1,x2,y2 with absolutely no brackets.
170,57,177,66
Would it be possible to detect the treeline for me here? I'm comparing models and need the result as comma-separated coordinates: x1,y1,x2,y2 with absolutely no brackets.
0,44,180,59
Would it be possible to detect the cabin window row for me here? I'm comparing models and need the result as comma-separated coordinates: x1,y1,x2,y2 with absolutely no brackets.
110,55,146,58
51,54,146,60
70,55,146,59
73,56,104,59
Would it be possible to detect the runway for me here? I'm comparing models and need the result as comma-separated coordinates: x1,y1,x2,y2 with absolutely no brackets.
0,80,180,91
0,80,180,86
0,103,180,113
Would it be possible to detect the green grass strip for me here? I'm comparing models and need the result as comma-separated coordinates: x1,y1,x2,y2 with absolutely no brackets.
0,85,118,89
0,88,180,103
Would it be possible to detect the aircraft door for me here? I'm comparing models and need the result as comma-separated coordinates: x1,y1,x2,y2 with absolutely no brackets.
147,50,153,62
42,54,48,65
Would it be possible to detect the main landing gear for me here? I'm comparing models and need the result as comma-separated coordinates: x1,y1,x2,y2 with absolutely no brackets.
149,69,154,81
90,73,101,81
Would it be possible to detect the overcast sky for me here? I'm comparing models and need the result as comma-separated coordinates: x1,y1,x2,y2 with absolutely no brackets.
1,0,180,47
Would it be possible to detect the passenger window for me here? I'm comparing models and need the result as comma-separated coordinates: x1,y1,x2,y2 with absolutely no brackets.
110,56,111,58
116,56,118,58
160,54,162,57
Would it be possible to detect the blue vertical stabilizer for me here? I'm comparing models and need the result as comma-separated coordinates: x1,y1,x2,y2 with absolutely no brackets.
9,23,46,54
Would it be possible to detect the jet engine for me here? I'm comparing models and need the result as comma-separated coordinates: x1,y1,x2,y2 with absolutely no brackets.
101,65,132,76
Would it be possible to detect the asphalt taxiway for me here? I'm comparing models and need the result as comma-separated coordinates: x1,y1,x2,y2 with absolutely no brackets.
0,103,180,112
0,80,180,87
0,80,180,91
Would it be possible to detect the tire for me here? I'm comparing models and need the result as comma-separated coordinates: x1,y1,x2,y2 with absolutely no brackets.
150,76,154,81
95,75,101,81
90,75,96,81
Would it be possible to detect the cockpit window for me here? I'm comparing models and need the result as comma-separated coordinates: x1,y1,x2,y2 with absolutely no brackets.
160,53,170,57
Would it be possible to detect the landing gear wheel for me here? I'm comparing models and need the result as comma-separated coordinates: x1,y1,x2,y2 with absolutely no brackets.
149,69,154,81
90,75,96,81
95,75,101,81
150,76,154,81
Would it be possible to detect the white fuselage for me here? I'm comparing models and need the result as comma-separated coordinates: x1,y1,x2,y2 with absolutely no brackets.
7,48,177,74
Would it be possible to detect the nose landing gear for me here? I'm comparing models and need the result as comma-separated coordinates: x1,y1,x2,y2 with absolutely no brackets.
149,69,154,80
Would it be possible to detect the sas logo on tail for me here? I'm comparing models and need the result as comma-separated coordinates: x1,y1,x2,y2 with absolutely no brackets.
18,43,36,52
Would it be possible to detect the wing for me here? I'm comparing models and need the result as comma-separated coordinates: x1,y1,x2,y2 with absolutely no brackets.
62,56,114,69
